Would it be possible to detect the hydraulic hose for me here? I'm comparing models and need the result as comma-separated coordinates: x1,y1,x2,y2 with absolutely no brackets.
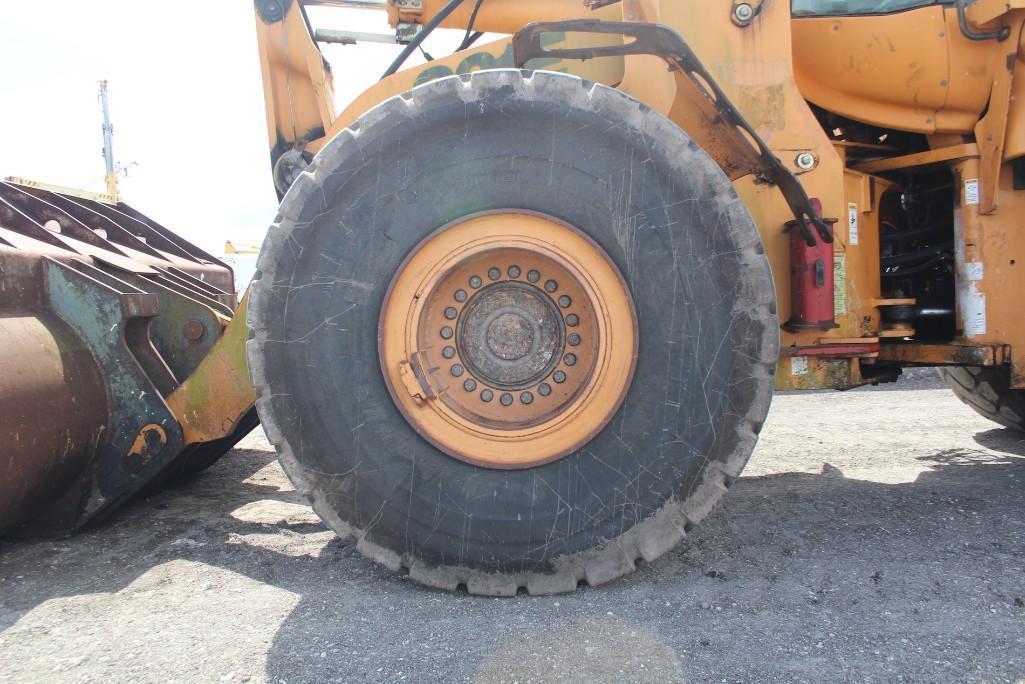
382,0,468,79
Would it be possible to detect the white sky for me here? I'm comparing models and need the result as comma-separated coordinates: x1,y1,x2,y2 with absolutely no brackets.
0,1,472,255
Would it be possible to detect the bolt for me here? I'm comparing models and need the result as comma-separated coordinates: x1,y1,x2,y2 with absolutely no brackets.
565,314,579,327
527,270,541,283
469,276,483,289
464,379,477,392
545,280,559,293
454,289,468,303
795,152,817,171
568,333,581,346
443,346,456,359
441,326,454,339
500,393,514,406
558,295,572,308
488,267,501,281
521,392,534,405
538,383,552,397
508,266,521,279
733,2,754,23
183,319,205,342
444,307,458,320
481,389,494,402
553,371,567,384
451,364,464,377
564,353,577,367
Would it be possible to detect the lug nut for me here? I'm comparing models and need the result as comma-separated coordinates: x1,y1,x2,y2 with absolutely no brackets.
464,379,477,392
558,295,571,308
527,270,541,283
544,280,559,293
565,314,579,327
568,333,581,346
454,289,468,302
480,389,494,402
521,392,534,405
508,266,521,279
469,275,483,289
442,346,456,359
440,326,454,339
500,393,514,406
564,353,577,366
451,364,464,377
553,371,567,384
488,267,501,281
538,383,552,397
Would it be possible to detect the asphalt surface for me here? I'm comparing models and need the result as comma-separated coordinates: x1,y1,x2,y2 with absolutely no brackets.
1,371,1024,683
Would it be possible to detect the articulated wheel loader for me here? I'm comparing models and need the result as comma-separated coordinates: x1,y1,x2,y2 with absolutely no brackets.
4,0,1025,594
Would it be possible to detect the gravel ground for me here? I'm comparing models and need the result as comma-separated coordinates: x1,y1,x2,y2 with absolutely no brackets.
2,371,1024,683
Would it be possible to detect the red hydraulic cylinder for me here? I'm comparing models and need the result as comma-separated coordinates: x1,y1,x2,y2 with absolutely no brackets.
783,198,839,332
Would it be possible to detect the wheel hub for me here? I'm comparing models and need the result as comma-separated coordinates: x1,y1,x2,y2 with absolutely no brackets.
485,311,535,362
379,212,637,469
460,282,565,389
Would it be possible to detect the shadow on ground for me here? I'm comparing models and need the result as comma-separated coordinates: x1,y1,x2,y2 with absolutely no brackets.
2,425,1024,682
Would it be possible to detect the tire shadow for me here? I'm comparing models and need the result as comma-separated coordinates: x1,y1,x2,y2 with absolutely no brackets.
1,429,1023,682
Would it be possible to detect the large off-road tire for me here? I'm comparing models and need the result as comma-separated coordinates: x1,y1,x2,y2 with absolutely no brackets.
940,366,1025,431
248,70,778,595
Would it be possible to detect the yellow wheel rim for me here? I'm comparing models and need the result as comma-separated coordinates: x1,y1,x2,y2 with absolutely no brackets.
379,212,638,469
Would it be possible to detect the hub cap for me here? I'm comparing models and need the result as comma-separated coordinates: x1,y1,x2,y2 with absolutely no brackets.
379,212,637,468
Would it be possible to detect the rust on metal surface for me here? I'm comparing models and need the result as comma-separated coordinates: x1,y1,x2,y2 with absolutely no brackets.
877,342,1006,366
0,313,108,535
780,342,881,358
0,179,248,535
183,319,206,342
165,293,257,446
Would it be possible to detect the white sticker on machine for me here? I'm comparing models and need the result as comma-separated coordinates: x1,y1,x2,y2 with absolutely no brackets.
965,179,980,206
847,203,859,245
959,284,987,337
791,356,809,376
963,262,984,281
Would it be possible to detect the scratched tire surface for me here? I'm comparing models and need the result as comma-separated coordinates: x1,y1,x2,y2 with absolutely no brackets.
247,69,778,596
940,367,1025,431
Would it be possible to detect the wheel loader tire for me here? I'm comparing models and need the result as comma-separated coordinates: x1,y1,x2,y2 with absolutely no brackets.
939,366,1025,431
248,70,778,595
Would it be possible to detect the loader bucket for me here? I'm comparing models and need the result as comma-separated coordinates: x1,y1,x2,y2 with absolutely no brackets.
0,179,257,536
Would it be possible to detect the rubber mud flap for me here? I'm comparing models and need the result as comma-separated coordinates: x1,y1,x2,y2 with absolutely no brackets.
248,70,778,595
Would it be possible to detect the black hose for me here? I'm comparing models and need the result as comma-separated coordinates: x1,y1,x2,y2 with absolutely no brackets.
880,226,942,243
881,255,951,278
458,0,486,51
460,31,485,50
382,0,468,80
881,241,953,267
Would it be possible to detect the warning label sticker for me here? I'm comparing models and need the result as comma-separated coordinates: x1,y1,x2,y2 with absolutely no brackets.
834,252,847,316
965,179,980,206
847,203,859,246
791,356,809,376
